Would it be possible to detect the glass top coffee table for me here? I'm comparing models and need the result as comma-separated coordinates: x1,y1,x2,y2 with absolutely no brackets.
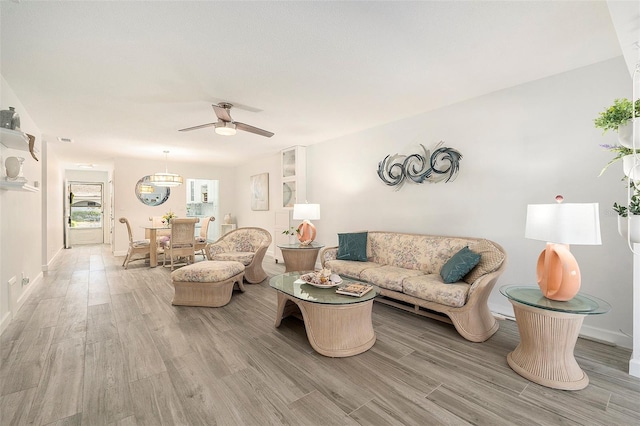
269,272,379,357
500,285,610,390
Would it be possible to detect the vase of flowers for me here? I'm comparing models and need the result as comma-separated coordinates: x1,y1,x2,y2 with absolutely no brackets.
162,211,176,227
282,226,300,244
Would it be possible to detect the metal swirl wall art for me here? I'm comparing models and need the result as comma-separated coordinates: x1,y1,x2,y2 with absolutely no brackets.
377,141,462,189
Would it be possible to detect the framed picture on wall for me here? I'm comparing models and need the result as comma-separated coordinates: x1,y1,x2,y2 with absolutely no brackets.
283,181,296,208
282,148,296,178
250,173,269,211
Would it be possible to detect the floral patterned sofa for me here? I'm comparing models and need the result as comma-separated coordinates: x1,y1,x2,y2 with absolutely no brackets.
205,227,272,284
320,232,507,342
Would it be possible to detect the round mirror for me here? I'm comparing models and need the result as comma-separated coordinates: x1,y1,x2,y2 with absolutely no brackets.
135,176,170,206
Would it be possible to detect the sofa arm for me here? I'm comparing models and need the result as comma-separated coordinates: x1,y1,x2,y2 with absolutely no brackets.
205,241,230,260
320,246,338,267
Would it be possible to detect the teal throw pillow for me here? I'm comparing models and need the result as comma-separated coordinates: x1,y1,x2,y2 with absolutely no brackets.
440,246,481,284
337,232,368,262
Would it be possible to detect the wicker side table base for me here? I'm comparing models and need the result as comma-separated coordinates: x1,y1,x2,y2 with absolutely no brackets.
507,300,588,390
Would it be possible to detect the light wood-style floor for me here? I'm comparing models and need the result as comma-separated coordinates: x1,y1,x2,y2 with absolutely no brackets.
1,244,639,425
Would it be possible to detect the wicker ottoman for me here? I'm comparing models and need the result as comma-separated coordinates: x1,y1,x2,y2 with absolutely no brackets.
170,261,245,307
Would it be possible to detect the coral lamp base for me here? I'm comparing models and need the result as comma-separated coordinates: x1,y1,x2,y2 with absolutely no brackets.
297,220,317,246
536,243,581,301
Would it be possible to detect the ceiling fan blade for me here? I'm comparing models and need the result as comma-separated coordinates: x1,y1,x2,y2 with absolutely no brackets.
212,104,233,122
178,122,216,132
235,122,274,138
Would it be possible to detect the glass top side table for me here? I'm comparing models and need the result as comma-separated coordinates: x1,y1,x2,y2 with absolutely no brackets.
500,285,610,390
276,242,325,273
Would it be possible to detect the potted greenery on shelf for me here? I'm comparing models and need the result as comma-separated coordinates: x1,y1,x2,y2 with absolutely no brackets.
613,181,640,241
594,98,640,134
595,98,640,176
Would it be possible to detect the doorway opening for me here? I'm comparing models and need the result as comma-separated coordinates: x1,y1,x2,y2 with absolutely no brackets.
68,182,104,245
186,179,220,242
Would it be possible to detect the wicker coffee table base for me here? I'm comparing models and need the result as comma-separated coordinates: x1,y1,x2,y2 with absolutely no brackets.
275,292,376,357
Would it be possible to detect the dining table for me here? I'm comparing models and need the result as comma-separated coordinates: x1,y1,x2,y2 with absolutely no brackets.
141,225,169,267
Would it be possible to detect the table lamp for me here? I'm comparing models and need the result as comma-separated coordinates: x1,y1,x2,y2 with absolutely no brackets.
293,203,320,245
525,196,601,301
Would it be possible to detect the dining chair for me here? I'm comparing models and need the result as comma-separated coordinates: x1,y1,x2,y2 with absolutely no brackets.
164,217,199,270
146,216,171,262
195,216,215,259
119,217,151,269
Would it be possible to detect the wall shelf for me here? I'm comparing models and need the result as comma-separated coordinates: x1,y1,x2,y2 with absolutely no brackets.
0,180,38,192
0,128,36,152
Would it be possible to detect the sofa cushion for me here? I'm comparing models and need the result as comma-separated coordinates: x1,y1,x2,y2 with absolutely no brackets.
360,265,425,291
324,259,381,280
403,274,470,308
464,239,505,284
368,232,471,273
211,252,255,266
337,232,368,261
440,246,481,283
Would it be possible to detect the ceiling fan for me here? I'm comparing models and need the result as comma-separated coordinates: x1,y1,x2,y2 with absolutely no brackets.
179,102,274,137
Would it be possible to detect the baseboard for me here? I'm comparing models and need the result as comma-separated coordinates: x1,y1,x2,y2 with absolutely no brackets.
630,358,640,378
0,311,11,335
489,302,633,350
42,245,64,271
16,272,42,313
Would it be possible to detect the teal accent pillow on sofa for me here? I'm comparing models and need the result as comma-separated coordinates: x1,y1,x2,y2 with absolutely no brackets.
440,246,481,283
337,232,368,261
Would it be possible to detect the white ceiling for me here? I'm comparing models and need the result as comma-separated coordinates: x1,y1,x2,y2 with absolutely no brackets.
0,1,635,169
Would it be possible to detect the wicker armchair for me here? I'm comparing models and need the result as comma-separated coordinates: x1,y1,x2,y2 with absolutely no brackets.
205,227,272,283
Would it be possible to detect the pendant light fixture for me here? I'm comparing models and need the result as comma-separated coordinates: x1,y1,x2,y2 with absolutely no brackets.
149,150,183,187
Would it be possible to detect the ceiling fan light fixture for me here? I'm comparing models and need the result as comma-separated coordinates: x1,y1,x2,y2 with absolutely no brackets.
215,122,237,136
149,150,183,187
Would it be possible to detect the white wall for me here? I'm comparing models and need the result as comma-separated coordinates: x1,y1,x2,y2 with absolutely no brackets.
0,76,43,332
238,57,634,348
43,144,64,269
112,157,236,255
234,154,281,251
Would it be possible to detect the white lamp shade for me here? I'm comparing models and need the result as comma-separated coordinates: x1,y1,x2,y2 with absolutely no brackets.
525,203,601,245
148,172,183,187
293,203,320,220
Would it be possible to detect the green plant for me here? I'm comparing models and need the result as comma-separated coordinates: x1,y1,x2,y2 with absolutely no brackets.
613,203,628,217
282,226,300,236
598,144,640,176
613,181,640,216
594,98,640,134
